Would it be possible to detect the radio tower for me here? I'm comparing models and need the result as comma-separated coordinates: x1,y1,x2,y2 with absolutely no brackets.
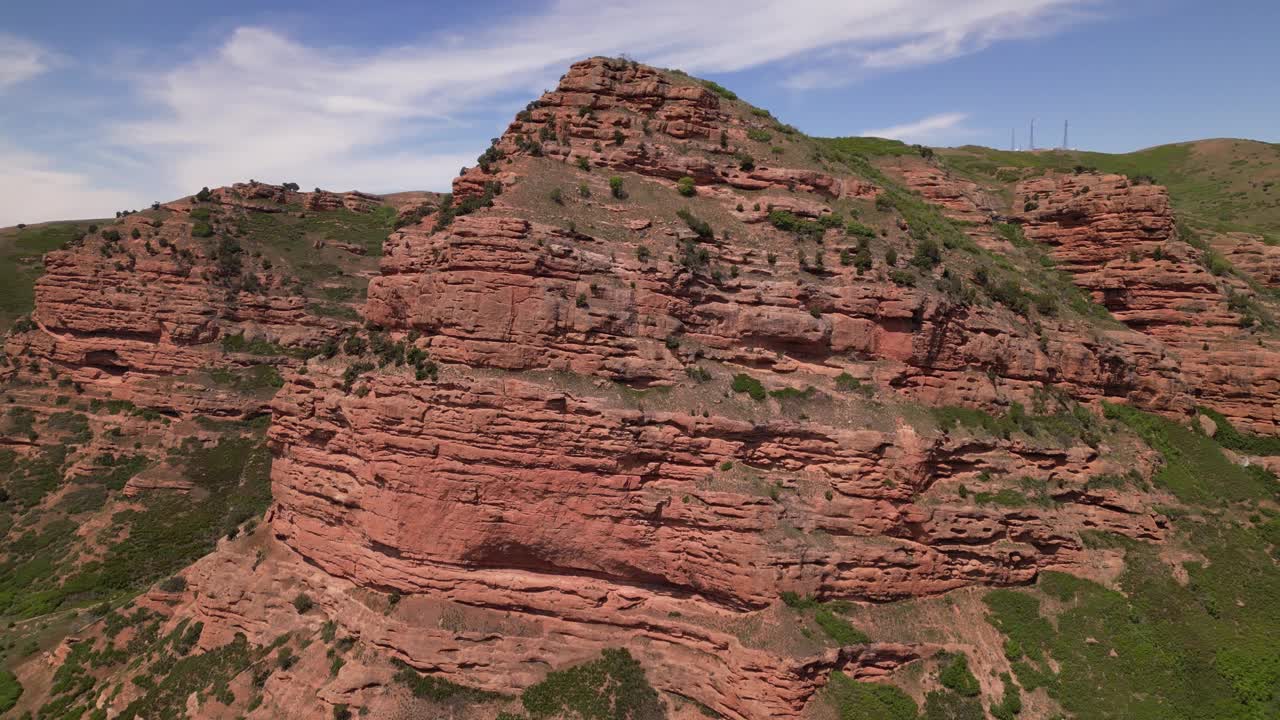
1029,118,1035,151
1010,128,1016,151
1062,120,1069,150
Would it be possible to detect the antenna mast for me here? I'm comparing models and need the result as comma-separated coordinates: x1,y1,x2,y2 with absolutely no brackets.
1011,128,1015,151
1062,120,1069,150
1030,119,1035,151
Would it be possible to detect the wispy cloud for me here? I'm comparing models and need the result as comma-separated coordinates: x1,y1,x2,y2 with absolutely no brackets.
7,0,1101,223
0,144,142,226
0,33,55,92
862,112,973,145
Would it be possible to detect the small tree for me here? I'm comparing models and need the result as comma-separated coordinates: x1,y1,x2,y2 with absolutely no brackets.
549,187,564,205
609,176,625,199
676,176,696,197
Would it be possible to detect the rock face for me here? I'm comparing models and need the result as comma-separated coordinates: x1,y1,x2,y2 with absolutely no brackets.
1016,173,1280,433
252,58,1182,718
11,57,1280,720
5,182,383,412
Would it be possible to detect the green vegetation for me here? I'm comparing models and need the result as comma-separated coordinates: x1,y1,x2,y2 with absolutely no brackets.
701,80,738,101
0,428,271,618
497,648,662,720
392,659,502,703
731,373,766,401
0,222,90,332
942,140,1280,240
825,672,919,720
814,607,869,645
933,399,1102,446
677,208,713,239
937,653,979,697
1104,403,1276,504
1197,406,1280,455
0,670,21,714
982,402,1280,720
677,176,696,197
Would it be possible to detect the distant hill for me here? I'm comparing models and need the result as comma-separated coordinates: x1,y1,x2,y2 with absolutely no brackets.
938,139,1280,241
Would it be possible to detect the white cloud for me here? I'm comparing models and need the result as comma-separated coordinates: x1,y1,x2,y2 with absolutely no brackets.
13,0,1101,222
0,145,144,227
0,33,55,91
862,112,972,145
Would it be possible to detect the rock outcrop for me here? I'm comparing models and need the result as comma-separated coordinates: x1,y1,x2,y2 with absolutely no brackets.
1016,172,1280,432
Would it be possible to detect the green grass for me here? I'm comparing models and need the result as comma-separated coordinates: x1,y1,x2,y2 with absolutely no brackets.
0,222,91,332
1196,407,1280,455
821,137,921,158
814,607,870,645
0,669,21,714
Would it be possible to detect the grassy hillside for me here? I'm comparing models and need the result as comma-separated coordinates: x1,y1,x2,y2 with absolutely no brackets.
0,222,101,333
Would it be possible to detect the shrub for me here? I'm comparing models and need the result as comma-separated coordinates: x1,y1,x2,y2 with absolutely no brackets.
577,156,590,171
747,128,772,142
292,593,314,613
549,187,564,205
578,181,590,198
158,576,187,593
676,176,696,197
731,373,766,401
609,176,625,199
889,269,915,286
938,653,980,696
676,209,712,239
885,247,898,266
701,80,737,100
910,237,941,269
845,220,876,238
194,187,213,202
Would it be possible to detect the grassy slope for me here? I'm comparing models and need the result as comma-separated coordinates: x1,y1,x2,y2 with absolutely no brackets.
0,222,101,333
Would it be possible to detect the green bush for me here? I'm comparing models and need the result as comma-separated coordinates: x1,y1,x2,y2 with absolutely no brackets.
677,209,712,239
292,593,314,613
701,80,738,100
731,373,766,401
520,648,662,720
825,672,917,720
677,176,696,197
609,176,625,199
937,653,980,696
747,128,772,142
910,237,941,269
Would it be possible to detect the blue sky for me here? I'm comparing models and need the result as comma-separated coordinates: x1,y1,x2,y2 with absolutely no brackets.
2,0,1278,225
